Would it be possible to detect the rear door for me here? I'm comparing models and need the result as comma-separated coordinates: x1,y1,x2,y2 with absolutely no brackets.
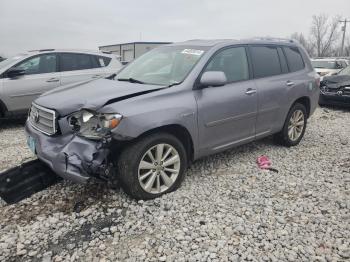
58,53,106,85
195,46,258,152
249,45,290,137
1,53,60,112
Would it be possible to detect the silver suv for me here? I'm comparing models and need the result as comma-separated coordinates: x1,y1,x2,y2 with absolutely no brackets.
0,49,122,118
25,39,320,199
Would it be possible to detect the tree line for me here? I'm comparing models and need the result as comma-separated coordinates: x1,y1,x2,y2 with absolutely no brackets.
291,14,350,58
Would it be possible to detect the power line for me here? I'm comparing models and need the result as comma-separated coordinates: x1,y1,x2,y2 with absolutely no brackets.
339,18,350,56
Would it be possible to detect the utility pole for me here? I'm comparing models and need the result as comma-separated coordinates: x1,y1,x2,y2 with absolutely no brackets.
339,19,350,56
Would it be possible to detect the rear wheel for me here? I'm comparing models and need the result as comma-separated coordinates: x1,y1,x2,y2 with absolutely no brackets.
116,133,187,199
274,103,307,147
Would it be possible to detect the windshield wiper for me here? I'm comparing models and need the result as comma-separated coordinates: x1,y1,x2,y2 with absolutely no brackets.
167,81,181,88
117,78,145,84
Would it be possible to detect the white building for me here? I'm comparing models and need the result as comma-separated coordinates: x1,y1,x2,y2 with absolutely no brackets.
99,42,171,63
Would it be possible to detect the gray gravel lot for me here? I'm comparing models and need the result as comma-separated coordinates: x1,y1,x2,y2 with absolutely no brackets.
0,107,349,262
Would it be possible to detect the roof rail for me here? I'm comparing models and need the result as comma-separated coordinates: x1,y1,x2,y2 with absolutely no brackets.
28,49,55,52
251,37,294,43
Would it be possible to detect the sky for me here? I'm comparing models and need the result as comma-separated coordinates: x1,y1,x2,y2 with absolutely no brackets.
0,0,349,56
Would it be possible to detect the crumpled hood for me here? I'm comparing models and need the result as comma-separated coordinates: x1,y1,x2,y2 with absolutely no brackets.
35,79,164,116
322,75,350,89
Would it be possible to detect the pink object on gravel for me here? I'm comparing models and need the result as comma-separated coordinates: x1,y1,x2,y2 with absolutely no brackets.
257,155,279,173
257,155,272,169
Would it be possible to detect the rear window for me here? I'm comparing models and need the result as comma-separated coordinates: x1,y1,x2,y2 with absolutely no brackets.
283,47,304,72
250,46,281,78
96,56,112,67
59,53,99,72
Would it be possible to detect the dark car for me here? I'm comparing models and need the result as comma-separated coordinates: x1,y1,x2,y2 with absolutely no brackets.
319,66,350,106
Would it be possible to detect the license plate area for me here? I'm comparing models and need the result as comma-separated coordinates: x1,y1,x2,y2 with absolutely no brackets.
27,136,37,154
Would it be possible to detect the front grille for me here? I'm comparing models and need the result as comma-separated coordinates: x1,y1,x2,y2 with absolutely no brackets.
29,103,57,135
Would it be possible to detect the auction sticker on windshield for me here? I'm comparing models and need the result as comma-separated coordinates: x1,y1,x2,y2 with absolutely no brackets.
181,49,204,56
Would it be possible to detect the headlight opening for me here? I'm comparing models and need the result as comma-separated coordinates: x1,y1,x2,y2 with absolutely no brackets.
69,110,122,139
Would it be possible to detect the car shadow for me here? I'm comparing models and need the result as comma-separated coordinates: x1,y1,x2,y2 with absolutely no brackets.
0,117,26,129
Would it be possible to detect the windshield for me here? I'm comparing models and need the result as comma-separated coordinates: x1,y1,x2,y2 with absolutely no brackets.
339,66,350,76
117,46,208,86
311,60,339,69
0,54,29,70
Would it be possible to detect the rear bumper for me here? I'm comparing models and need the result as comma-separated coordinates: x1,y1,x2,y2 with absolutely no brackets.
25,121,110,184
319,92,350,106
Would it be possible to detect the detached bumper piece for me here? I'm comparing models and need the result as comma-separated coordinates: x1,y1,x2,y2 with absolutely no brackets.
0,159,61,204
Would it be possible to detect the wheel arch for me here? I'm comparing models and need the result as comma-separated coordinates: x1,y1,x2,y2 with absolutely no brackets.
0,99,8,117
292,96,310,118
135,124,195,163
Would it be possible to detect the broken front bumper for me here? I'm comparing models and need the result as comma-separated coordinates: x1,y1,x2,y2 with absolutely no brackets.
319,91,350,106
25,121,110,184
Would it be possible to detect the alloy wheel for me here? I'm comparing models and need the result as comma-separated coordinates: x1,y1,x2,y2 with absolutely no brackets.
138,143,181,194
287,109,305,141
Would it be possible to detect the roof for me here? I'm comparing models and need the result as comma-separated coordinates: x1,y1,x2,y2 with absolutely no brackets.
26,49,114,56
99,41,172,48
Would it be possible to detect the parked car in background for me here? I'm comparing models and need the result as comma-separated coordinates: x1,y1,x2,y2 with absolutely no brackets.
25,39,319,199
0,49,122,118
319,65,350,106
311,58,349,77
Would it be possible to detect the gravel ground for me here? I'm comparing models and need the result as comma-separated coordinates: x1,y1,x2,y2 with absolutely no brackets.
0,107,349,262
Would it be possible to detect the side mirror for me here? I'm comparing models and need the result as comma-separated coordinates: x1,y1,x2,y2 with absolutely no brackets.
200,71,227,88
7,68,25,78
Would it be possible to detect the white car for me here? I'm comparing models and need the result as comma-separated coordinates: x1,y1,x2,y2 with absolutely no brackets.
311,58,349,77
0,49,122,118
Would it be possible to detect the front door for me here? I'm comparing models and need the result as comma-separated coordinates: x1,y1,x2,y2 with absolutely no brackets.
195,46,258,153
2,53,60,112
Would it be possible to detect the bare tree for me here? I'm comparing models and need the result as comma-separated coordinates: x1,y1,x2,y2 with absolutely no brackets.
291,32,314,56
310,14,341,57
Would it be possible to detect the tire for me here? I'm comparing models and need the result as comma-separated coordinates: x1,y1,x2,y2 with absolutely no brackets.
274,103,307,147
116,132,187,200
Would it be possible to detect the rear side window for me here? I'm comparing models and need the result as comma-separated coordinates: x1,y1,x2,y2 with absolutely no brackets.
96,56,112,67
204,46,249,82
283,47,305,72
59,53,99,72
250,46,281,78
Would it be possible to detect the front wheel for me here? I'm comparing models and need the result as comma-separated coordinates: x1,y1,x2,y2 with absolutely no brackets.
274,103,307,147
116,133,187,200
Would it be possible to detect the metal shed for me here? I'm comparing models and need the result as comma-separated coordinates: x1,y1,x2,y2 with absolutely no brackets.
99,42,172,63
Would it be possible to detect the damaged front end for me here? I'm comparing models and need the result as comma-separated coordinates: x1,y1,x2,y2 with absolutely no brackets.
25,106,121,184
320,77,350,106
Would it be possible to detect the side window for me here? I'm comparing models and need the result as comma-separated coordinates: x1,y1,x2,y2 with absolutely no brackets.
59,53,96,72
97,56,112,67
204,47,249,82
250,46,281,78
15,54,57,75
283,47,305,72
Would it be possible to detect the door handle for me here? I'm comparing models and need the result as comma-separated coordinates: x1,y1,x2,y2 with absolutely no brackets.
245,88,257,95
91,75,101,79
286,81,295,86
46,78,59,83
